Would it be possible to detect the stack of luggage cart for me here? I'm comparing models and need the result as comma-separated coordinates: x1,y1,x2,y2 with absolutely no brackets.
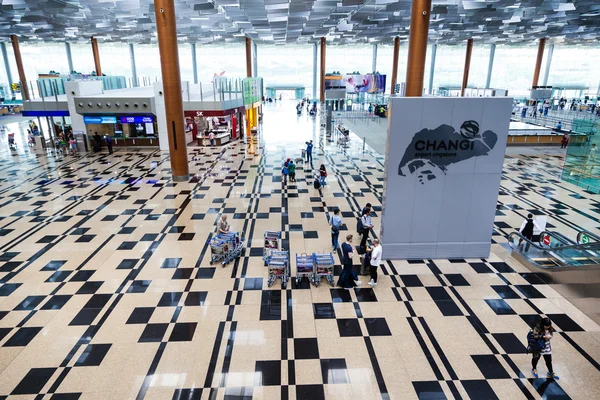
295,253,314,285
263,231,289,288
312,252,335,287
208,232,245,266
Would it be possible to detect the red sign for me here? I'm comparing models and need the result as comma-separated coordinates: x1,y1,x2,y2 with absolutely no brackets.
543,235,550,246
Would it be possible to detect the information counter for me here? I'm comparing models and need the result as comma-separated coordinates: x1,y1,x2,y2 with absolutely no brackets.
88,137,159,149
197,129,231,146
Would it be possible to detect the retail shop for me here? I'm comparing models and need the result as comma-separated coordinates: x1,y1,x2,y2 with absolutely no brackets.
83,114,159,147
184,107,245,146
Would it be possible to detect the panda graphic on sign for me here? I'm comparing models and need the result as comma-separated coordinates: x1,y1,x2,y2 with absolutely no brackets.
398,120,498,184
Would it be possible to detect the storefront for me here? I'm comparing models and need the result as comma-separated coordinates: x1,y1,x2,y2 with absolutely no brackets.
184,108,245,146
83,115,159,147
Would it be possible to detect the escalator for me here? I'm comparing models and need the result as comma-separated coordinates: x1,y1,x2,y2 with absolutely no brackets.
508,229,600,274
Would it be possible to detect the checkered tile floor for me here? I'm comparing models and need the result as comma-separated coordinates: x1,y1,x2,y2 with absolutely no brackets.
0,105,599,400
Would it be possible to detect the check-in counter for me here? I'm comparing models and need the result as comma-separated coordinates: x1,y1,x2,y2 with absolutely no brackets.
89,137,159,148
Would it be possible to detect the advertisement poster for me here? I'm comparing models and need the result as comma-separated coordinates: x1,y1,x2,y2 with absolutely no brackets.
242,77,264,105
381,97,512,259
343,74,386,93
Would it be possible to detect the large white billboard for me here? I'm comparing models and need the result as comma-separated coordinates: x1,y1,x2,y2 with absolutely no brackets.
381,97,512,259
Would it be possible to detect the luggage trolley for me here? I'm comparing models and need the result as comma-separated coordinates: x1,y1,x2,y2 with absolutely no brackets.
208,232,245,266
296,253,314,285
312,252,335,287
266,250,290,288
263,231,281,264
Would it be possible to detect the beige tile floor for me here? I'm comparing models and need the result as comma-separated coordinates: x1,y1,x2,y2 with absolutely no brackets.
0,105,598,399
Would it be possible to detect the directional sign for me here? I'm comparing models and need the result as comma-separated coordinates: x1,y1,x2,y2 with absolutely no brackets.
581,234,590,244
543,235,551,246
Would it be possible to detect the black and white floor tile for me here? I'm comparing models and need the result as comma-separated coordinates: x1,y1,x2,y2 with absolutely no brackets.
0,105,599,399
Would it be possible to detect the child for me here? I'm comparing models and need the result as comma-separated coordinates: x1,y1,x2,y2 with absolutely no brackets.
69,138,78,156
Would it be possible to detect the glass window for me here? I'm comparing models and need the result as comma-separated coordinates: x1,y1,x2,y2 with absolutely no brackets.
257,44,315,97
326,44,372,75
376,43,408,94
432,45,466,91
490,44,538,97
547,45,600,93
178,43,194,83
69,42,96,75
469,44,491,89
195,42,246,84
134,43,162,83
98,42,132,82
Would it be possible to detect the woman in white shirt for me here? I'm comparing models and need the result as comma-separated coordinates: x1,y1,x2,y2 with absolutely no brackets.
369,239,382,287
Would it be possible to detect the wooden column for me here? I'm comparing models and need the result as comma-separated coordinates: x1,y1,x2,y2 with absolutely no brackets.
245,37,252,78
405,0,432,97
461,39,473,97
154,0,189,181
319,37,326,103
10,35,28,100
390,37,400,95
532,38,546,88
91,37,102,76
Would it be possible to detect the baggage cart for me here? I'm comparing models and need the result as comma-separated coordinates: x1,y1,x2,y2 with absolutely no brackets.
312,252,335,287
265,250,289,288
295,253,314,285
208,232,245,266
263,231,281,264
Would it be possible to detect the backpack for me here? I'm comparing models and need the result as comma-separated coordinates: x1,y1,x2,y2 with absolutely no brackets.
527,330,544,353
522,219,534,236
330,216,340,234
357,217,364,234
313,179,320,189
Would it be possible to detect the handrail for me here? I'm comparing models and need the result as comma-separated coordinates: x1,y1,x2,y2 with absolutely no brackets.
509,232,600,252
577,230,600,245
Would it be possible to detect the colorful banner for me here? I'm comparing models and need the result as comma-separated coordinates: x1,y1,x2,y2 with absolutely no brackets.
242,77,263,105
343,74,386,93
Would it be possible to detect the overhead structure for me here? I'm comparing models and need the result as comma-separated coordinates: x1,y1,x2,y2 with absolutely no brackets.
154,0,189,181
405,0,432,97
532,38,546,88
10,35,28,100
319,37,326,103
245,37,252,78
0,1,596,45
461,39,474,97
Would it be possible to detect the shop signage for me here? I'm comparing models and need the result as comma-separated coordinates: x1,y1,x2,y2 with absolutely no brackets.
119,116,154,124
381,97,512,259
22,110,70,117
184,108,243,118
84,116,117,124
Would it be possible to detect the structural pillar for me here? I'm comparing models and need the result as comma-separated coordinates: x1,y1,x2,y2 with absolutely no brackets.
405,0,432,97
65,42,74,73
532,38,546,88
129,43,138,87
191,43,198,84
253,42,258,78
372,44,377,73
390,37,400,95
91,37,102,76
319,37,326,103
10,35,29,100
245,37,252,77
312,43,317,100
0,42,13,95
461,38,474,97
428,43,436,95
154,0,189,181
542,43,554,86
485,44,495,89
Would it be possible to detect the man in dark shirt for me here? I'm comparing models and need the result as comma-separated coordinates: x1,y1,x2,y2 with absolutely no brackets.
305,140,313,164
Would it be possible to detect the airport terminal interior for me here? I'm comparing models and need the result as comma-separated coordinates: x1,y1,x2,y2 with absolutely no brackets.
0,0,599,399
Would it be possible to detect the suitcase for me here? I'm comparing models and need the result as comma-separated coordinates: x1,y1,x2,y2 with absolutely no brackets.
313,179,321,189
359,253,371,276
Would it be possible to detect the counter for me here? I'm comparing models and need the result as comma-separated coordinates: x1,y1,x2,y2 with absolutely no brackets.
89,137,159,148
197,129,231,146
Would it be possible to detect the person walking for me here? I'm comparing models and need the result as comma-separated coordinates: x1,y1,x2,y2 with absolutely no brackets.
560,131,569,149
369,239,382,287
305,140,313,164
282,158,290,184
519,213,542,252
359,207,374,250
105,135,113,154
318,164,327,187
288,160,296,182
529,317,559,380
337,234,361,289
329,208,343,252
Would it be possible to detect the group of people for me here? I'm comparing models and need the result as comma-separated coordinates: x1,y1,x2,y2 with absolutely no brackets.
281,158,297,183
92,132,114,154
330,202,380,289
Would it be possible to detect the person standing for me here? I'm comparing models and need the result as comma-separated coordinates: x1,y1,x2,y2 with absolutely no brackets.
369,239,382,287
217,215,229,234
586,143,598,172
318,164,327,186
556,121,562,130
282,158,290,184
359,207,374,250
105,135,113,154
329,208,343,252
305,140,313,164
530,317,559,380
560,131,569,149
337,234,361,289
519,213,542,252
208,131,216,146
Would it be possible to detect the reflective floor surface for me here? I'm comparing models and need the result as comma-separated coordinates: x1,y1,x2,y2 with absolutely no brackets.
0,103,599,399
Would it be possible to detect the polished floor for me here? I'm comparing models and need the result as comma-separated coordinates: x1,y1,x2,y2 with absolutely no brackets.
0,104,599,400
